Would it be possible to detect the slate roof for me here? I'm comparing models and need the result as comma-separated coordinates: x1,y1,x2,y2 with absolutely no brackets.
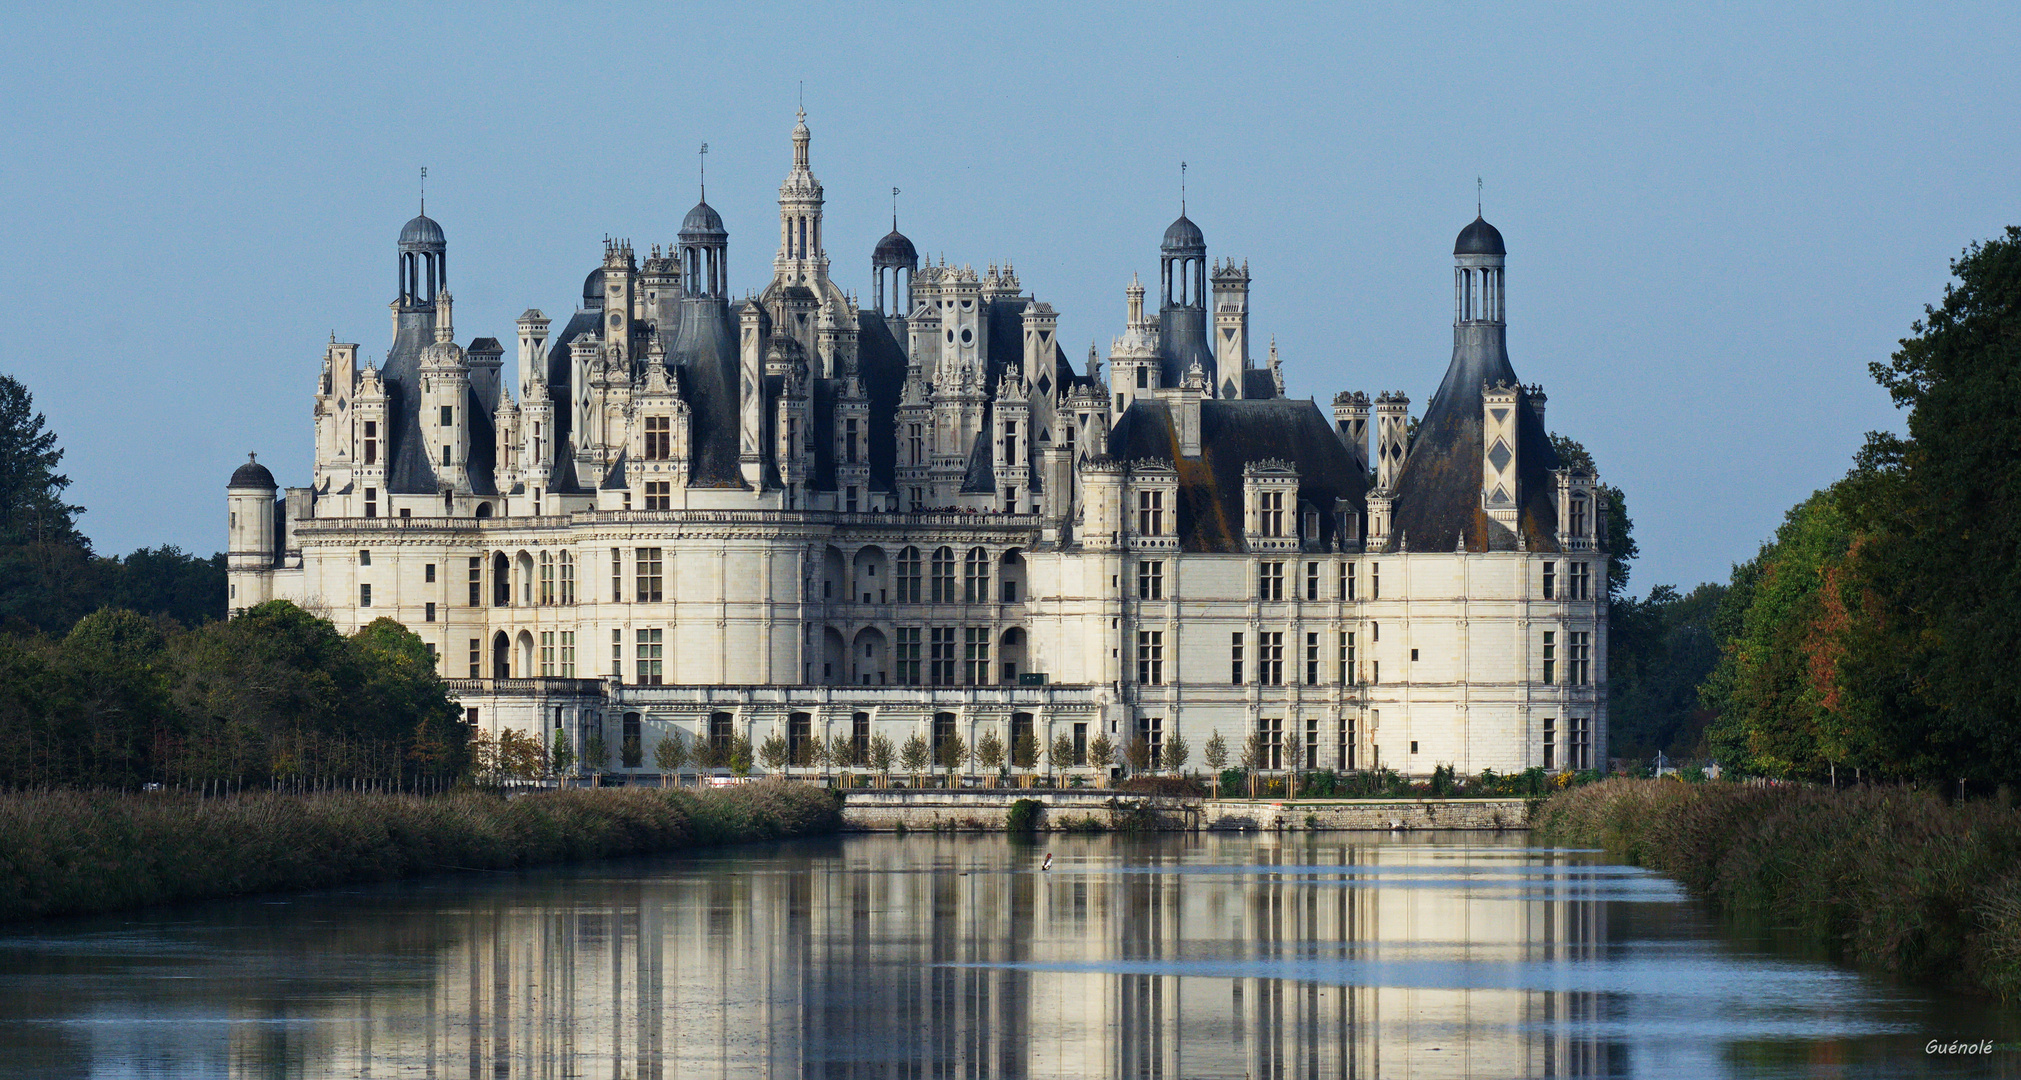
1107,397,1367,552
1385,326,1559,553
856,311,908,492
671,298,746,488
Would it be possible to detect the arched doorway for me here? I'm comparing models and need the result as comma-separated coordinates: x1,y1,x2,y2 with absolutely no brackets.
851,545,888,605
492,552,510,606
491,631,510,678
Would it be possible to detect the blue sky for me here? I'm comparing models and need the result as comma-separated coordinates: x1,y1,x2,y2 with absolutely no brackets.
1,2,2013,593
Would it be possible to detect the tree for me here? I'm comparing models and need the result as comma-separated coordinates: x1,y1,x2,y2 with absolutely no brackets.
654,729,687,786
0,373,95,634
1123,734,1152,775
1240,732,1266,799
1049,731,1074,784
936,733,969,786
758,731,790,774
1203,731,1228,799
1087,733,1115,782
1161,732,1190,776
728,734,754,778
869,733,896,786
1548,433,1637,600
976,728,1005,786
582,732,610,781
899,732,930,783
1011,733,1039,785
551,729,575,779
1282,729,1305,797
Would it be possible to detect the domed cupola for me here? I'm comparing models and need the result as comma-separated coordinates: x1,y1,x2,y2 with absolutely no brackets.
1454,215,1506,257
396,211,447,309
582,267,606,310
874,228,918,269
228,453,277,490
872,189,919,317
1161,213,1206,256
679,200,729,300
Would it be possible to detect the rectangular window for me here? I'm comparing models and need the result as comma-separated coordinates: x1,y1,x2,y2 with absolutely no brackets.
425,602,436,623
1341,714,1356,771
467,638,480,679
611,628,622,680
1372,659,1380,684
846,418,860,464
1137,560,1164,600
636,628,663,686
1570,561,1592,601
1371,563,1380,599
1258,631,1283,686
359,583,371,607
896,549,922,603
931,549,955,603
1230,632,1244,684
1138,490,1164,535
560,631,575,677
468,557,481,606
963,550,988,603
644,481,671,510
1543,716,1556,770
466,707,479,727
965,627,992,685
440,405,454,427
644,415,671,460
1137,715,1164,766
1306,717,1320,770
1542,561,1557,600
1259,562,1284,601
363,421,378,465
1073,721,1088,765
1136,630,1164,685
635,547,663,603
364,488,377,518
1570,631,1591,685
560,554,574,605
1305,632,1320,685
538,557,555,605
896,627,922,685
424,562,435,583
1305,562,1320,601
1342,561,1356,600
1259,716,1282,770
1342,631,1357,684
441,444,452,467
1542,630,1557,684
540,631,555,677
612,548,623,602
846,486,858,513
358,549,371,566
930,627,957,685
1259,490,1284,537
1570,716,1591,770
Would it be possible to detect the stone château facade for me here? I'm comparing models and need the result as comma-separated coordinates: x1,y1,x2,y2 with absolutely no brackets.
226,112,1608,779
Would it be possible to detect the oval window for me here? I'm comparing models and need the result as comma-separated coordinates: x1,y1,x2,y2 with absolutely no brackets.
960,328,974,345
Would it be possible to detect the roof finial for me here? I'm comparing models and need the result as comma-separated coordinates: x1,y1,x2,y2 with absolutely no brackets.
247,451,257,464
1180,161,1187,215
420,166,427,215
699,142,708,200
892,186,900,231
798,80,804,119
1476,175,1482,217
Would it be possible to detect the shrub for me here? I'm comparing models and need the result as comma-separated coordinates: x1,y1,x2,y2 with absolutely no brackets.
1118,775,1206,798
1006,798,1042,833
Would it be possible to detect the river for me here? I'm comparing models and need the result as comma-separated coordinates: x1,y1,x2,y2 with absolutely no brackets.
0,831,2014,1077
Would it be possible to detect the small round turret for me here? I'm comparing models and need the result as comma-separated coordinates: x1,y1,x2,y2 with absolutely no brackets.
400,213,446,250
1161,214,1205,255
1454,215,1505,256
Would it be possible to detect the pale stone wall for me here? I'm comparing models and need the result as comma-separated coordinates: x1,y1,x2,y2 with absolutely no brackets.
834,792,1534,833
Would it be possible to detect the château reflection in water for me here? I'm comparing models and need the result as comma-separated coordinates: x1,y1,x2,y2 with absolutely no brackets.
1,832,2010,1078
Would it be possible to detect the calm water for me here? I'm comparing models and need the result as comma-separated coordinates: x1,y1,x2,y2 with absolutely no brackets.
0,831,2016,1078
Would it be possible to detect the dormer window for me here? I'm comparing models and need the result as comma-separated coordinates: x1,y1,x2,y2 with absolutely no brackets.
1569,495,1588,536
1138,490,1164,535
644,416,671,460
362,421,378,464
1259,491,1284,537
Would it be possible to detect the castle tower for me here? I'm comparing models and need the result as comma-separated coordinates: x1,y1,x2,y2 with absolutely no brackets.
1210,259,1250,399
1374,392,1410,490
1110,276,1159,414
1158,212,1211,387
773,108,828,288
226,454,278,607
680,199,729,300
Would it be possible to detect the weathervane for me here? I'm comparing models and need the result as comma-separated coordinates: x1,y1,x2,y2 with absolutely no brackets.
420,166,427,214
892,186,900,230
700,143,708,199
1180,161,1187,214
1477,175,1482,217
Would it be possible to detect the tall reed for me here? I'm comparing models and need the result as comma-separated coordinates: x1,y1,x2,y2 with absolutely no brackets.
0,781,840,923
1536,779,2021,997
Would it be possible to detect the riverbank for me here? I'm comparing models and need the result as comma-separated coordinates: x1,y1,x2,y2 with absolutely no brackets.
838,790,1534,832
1535,779,2021,998
0,782,841,923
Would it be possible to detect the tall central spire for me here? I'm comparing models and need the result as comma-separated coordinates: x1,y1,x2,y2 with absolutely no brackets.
774,107,827,285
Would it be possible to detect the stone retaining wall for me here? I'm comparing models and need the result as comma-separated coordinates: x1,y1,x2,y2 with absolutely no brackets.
838,791,1534,832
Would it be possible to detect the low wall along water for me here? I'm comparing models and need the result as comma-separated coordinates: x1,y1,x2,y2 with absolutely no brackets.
838,791,1534,832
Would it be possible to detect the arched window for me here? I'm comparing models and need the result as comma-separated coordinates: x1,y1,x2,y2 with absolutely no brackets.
559,552,575,605
539,552,555,605
896,547,922,603
964,547,990,604
930,547,956,603
493,552,510,607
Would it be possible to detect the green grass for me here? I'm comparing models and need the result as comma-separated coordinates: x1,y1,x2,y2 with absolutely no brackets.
1536,778,2021,998
0,781,841,923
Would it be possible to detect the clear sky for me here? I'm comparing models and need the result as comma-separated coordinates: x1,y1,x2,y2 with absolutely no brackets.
1,2,2013,594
